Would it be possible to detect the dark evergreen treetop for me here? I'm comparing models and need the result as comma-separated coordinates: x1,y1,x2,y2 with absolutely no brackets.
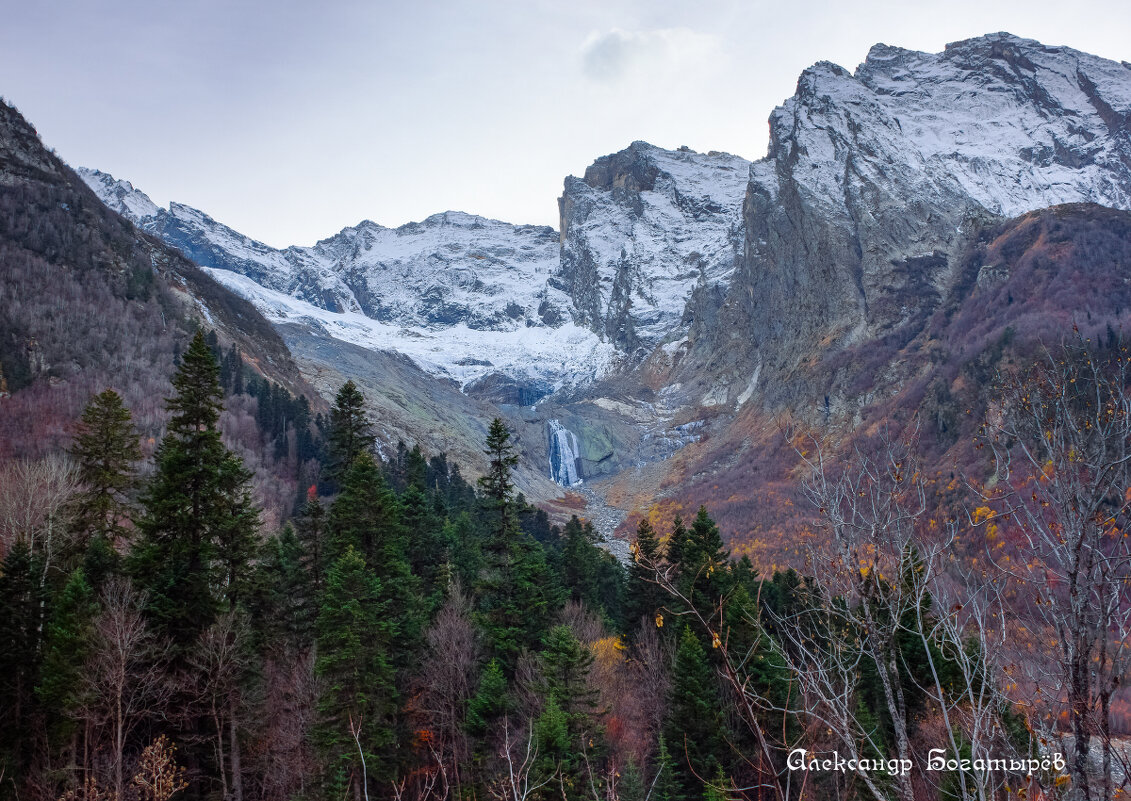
478,418,519,546
167,330,224,435
69,388,141,547
326,380,375,483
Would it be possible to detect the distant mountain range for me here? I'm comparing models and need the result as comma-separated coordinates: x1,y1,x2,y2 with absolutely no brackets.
10,30,1131,552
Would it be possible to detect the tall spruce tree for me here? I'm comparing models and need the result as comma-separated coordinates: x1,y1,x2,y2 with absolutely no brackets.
69,389,141,551
130,330,259,649
478,418,519,548
624,518,666,635
326,381,375,485
663,626,728,801
315,546,397,797
327,453,422,669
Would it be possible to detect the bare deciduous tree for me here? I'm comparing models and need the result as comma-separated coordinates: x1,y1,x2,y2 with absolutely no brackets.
487,717,556,801
417,585,479,801
81,577,171,801
0,454,79,579
982,337,1131,801
184,612,249,801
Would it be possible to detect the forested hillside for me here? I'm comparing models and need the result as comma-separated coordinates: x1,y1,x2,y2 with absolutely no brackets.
2,327,1127,801
0,98,323,524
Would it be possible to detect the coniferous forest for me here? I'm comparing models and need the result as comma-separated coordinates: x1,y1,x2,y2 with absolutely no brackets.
5,322,1131,801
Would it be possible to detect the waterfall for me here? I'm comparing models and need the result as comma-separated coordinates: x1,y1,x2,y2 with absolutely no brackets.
547,419,583,486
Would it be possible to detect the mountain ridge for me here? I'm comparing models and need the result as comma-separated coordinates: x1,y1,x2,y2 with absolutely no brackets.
70,31,1131,524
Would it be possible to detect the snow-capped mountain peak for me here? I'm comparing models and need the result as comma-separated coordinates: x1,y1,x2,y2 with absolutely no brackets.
77,167,161,220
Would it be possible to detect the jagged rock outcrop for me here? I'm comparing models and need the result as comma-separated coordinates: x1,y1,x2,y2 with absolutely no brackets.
710,33,1131,406
555,142,750,355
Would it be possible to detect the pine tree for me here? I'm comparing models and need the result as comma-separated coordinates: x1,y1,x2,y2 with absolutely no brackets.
663,626,727,801
69,389,141,551
36,569,98,746
130,330,258,650
327,453,422,669
315,547,397,795
624,518,666,635
478,418,519,547
326,381,375,485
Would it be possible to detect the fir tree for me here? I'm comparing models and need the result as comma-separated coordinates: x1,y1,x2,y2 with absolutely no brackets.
478,418,519,547
618,758,645,801
465,658,508,737
663,626,727,800
327,453,422,668
69,389,141,550
36,569,98,745
255,525,308,648
653,735,682,801
400,482,445,608
540,625,600,728
670,508,729,620
326,381,375,484
472,420,560,670
560,516,623,627
315,547,397,794
0,542,45,781
476,535,559,673
624,518,666,635
295,488,328,618
129,330,259,649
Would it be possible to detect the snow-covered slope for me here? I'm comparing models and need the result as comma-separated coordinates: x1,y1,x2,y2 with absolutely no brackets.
78,144,748,389
78,168,610,390
713,32,1131,402
556,142,750,353
199,267,614,390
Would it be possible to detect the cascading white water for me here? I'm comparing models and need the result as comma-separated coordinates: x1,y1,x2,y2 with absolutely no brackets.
547,419,583,486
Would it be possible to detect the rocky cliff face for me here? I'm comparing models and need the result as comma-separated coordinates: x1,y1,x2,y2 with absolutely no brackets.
556,142,750,356
712,33,1131,407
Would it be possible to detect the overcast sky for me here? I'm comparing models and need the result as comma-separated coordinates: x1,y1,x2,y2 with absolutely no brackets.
2,0,1128,247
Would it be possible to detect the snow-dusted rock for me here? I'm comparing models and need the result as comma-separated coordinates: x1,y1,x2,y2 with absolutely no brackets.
556,142,750,354
723,32,1131,393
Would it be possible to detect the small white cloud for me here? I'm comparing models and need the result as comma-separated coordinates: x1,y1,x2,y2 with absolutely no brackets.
580,28,720,84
